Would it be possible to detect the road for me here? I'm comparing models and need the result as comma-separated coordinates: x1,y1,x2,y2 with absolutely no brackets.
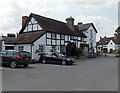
2,54,118,91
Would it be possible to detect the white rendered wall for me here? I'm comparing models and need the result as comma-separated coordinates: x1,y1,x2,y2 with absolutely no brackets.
32,34,46,60
107,40,116,52
83,25,97,53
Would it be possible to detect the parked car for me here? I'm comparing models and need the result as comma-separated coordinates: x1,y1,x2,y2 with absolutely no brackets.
88,53,96,58
0,50,31,68
39,52,75,65
116,51,120,57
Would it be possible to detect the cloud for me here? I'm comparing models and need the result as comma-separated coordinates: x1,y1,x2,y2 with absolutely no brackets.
0,0,118,38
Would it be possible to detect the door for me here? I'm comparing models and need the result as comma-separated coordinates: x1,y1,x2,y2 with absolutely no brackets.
4,51,14,64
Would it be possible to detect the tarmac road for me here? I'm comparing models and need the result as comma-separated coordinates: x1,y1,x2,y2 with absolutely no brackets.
2,54,118,91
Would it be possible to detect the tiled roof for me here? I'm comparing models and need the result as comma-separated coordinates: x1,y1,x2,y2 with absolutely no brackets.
78,23,98,33
97,35,120,45
4,31,46,44
20,13,86,37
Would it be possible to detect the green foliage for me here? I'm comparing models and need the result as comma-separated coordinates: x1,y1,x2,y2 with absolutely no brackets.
102,48,107,53
75,48,83,57
30,59,36,64
117,49,120,52
109,49,117,54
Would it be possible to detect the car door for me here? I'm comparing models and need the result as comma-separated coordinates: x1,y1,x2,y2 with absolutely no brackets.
5,51,14,64
45,54,53,63
1,51,8,63
51,53,59,63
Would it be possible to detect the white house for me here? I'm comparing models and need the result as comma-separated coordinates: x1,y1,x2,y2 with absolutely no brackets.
77,22,98,53
2,13,90,60
97,33,120,52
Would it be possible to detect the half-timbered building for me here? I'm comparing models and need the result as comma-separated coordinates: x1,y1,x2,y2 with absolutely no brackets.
2,13,97,60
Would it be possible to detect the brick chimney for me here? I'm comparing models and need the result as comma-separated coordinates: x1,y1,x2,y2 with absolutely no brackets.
22,16,29,27
66,16,74,31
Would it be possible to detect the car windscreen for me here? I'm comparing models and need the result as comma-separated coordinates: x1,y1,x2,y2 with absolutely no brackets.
19,52,30,57
56,53,65,57
0,51,7,55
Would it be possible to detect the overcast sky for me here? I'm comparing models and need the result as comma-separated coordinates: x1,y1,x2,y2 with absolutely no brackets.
0,0,119,41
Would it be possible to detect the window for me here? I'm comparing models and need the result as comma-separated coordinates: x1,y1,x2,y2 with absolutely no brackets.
39,45,45,53
56,40,60,45
47,33,51,38
33,24,37,31
52,40,56,45
71,36,74,40
18,46,24,51
61,35,64,39
28,25,32,31
52,33,56,39
0,51,7,55
7,51,13,55
47,39,51,45
56,34,60,39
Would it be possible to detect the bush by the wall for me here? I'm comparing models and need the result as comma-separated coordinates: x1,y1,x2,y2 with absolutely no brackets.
75,48,83,58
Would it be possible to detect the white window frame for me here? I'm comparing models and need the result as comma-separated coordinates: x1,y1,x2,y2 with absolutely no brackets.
52,33,56,39
18,46,24,51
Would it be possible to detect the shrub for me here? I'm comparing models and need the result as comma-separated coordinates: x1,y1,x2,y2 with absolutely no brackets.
30,59,36,64
75,48,83,58
109,49,117,54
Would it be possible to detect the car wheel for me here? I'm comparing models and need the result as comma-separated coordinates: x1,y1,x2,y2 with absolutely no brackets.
42,59,46,64
10,61,17,68
62,61,66,65
24,64,29,67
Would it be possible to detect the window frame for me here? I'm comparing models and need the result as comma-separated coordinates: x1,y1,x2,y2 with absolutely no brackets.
18,46,24,51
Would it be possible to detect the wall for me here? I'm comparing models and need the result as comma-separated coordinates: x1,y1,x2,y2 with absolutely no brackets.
16,44,31,52
33,34,46,60
115,44,120,50
2,41,15,51
107,40,116,52
83,25,97,53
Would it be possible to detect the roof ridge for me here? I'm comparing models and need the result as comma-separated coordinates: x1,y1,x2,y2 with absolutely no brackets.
31,13,66,24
